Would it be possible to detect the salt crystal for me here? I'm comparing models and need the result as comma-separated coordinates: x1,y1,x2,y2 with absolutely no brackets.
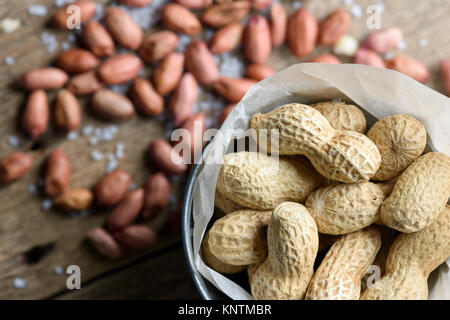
54,266,64,275
54,0,75,7
61,41,71,51
105,159,118,173
109,84,130,95
384,51,395,60
4,56,15,66
350,5,363,19
13,277,26,289
115,143,125,159
82,125,94,136
90,136,98,146
90,149,103,161
177,34,191,52
41,199,53,211
66,32,76,43
28,5,48,16
419,38,428,47
107,153,116,162
129,182,137,190
1,18,21,33
344,0,353,5
397,40,407,51
67,131,78,141
92,3,105,21
376,2,385,13
292,1,302,10
218,52,245,78
27,184,37,194
113,0,169,30
203,29,215,42
40,31,58,53
7,135,19,147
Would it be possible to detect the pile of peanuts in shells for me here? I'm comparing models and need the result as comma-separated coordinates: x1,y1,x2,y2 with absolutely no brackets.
1,0,449,293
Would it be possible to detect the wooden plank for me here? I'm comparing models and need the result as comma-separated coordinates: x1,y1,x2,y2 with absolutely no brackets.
56,242,201,300
0,0,448,300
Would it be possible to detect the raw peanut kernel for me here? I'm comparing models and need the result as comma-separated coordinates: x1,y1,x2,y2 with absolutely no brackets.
57,49,99,74
162,3,202,35
87,228,124,259
148,140,187,176
130,78,164,117
270,3,287,48
245,63,275,81
66,71,104,96
287,8,318,58
54,89,81,133
250,0,272,10
214,77,257,102
114,225,158,251
142,173,171,219
54,188,94,211
201,1,250,28
92,89,136,121
139,31,178,64
244,15,271,64
354,47,386,68
18,67,68,91
117,0,152,7
107,188,144,231
82,21,115,57
318,9,350,46
440,59,450,95
105,7,143,50
361,27,403,54
177,112,206,162
386,55,429,83
175,0,212,9
185,40,218,86
94,169,131,207
308,54,341,64
52,1,96,29
45,149,71,197
152,52,185,96
0,152,33,184
168,73,199,126
23,90,48,139
209,22,243,55
97,53,143,85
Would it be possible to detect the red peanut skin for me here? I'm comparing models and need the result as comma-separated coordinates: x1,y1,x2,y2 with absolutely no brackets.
244,15,271,64
354,48,386,68
152,52,185,96
105,7,143,50
52,1,96,29
246,64,275,81
386,55,429,83
440,59,450,96
66,71,104,96
23,90,48,139
142,173,171,219
177,113,206,163
114,225,158,251
250,0,272,10
82,21,115,57
161,3,202,35
213,77,257,102
287,8,318,58
270,3,287,48
107,188,144,231
209,22,243,55
94,169,131,207
57,49,100,74
97,54,143,85
175,0,212,9
45,149,71,197
318,9,350,46
18,68,68,91
87,228,124,259
185,40,218,86
361,27,403,54
308,54,341,64
54,89,82,132
139,31,179,64
0,152,33,184
117,0,153,7
168,73,199,126
148,140,187,175
130,78,164,117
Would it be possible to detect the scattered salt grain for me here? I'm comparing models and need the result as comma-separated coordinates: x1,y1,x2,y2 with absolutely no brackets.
113,0,169,30
41,31,58,53
41,199,53,211
61,41,71,51
177,34,191,52
375,2,385,13
203,29,214,42
218,52,245,78
350,5,363,19
69,210,89,218
13,277,26,289
66,32,76,43
54,0,75,7
54,266,64,275
115,143,125,159
292,1,302,10
343,0,353,5
1,18,21,33
109,83,130,95
419,38,428,47
82,125,94,136
89,136,99,146
397,40,407,51
7,135,20,147
105,159,118,173
384,51,395,60
67,131,78,141
27,184,37,194
90,149,103,161
92,3,105,21
28,5,48,17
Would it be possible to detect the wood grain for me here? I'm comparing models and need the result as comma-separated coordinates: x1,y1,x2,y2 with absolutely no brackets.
0,0,448,299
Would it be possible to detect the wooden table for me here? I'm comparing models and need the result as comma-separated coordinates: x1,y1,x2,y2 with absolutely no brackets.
0,0,448,300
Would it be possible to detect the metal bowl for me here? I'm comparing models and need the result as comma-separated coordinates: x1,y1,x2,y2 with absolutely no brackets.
181,153,229,300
